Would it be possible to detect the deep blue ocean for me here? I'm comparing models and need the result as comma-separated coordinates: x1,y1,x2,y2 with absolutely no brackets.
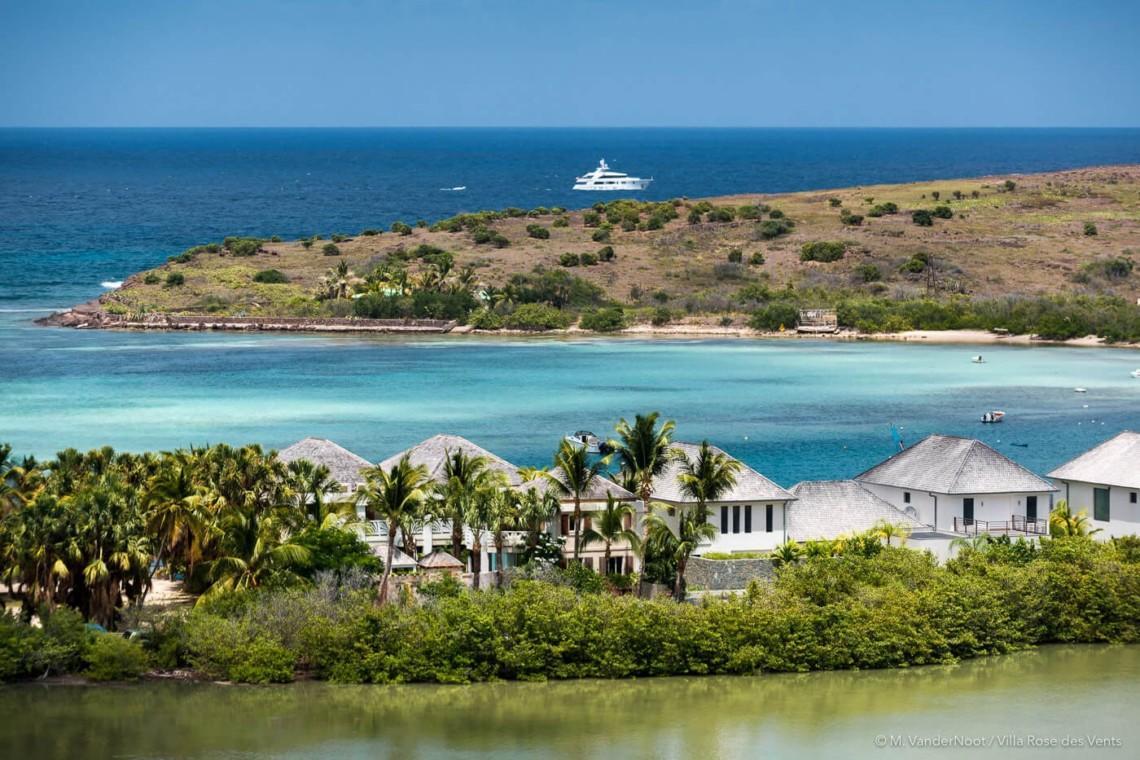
2,128,1139,484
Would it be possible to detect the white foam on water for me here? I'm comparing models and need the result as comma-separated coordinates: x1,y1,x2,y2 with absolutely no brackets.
101,281,123,289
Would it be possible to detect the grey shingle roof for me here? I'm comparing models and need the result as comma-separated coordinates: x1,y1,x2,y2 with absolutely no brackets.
856,434,1056,495
418,550,464,570
277,437,372,491
788,480,927,541
1048,431,1140,489
651,442,795,503
370,545,420,569
377,434,523,486
528,468,638,502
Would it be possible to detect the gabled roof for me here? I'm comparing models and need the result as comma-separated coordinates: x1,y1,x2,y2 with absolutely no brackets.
651,442,795,503
377,434,523,487
856,434,1056,495
418,550,464,570
529,467,638,502
788,480,926,541
277,437,372,490
370,545,419,569
1048,431,1140,490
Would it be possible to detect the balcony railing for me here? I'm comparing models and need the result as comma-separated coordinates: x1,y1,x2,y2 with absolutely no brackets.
953,515,1049,536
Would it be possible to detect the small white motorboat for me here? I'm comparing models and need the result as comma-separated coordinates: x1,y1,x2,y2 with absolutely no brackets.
980,410,1005,424
565,431,611,455
971,355,985,364
1131,369,1140,378
1074,387,1087,393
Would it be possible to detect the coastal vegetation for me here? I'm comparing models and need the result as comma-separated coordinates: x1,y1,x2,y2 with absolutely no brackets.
80,165,1140,341
1,434,1138,685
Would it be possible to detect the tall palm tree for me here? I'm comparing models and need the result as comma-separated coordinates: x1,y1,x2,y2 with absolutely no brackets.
440,449,498,560
675,440,741,522
612,412,676,542
144,454,202,578
515,470,561,554
462,484,499,589
644,504,716,601
546,439,609,561
581,496,641,574
358,454,431,604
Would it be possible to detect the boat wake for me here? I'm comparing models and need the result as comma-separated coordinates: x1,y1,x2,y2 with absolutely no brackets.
440,186,466,192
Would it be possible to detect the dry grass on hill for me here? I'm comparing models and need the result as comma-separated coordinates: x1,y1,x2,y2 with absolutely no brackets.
102,164,1140,318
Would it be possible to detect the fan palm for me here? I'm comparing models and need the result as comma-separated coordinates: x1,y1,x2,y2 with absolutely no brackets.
358,454,431,603
1049,500,1102,538
515,470,561,553
581,496,640,574
440,449,503,560
546,439,609,561
873,519,911,547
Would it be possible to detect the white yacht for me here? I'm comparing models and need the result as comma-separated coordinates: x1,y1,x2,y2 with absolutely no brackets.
572,159,652,191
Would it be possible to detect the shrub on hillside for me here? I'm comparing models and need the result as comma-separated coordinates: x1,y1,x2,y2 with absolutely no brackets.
912,209,934,227
322,243,341,256
1083,222,1098,236
756,219,794,240
253,269,289,284
559,253,580,267
932,205,954,220
164,272,185,287
580,252,598,266
597,245,615,262
591,227,612,243
800,241,846,262
526,224,550,240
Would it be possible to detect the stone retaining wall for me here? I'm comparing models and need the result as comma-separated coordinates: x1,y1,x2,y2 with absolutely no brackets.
686,557,775,591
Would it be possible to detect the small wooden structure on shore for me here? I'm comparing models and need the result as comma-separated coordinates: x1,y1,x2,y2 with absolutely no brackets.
796,309,838,334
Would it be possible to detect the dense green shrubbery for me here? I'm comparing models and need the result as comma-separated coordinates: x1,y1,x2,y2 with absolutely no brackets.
756,219,794,240
352,290,477,321
322,243,341,256
143,272,161,285
503,303,573,330
526,224,550,240
503,269,605,308
164,272,185,287
559,253,580,267
253,269,289,284
579,307,626,332
867,202,898,217
169,538,1139,684
224,238,262,257
800,241,846,263
391,221,413,236
84,634,148,681
467,308,504,330
912,209,934,226
839,210,863,226
597,245,615,262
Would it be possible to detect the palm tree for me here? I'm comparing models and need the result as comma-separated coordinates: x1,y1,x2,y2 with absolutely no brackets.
487,489,517,587
440,449,499,560
1049,500,1102,538
515,470,561,555
644,504,716,601
873,519,911,547
462,484,499,590
612,412,676,545
546,439,609,561
675,440,741,522
144,454,203,582
357,454,431,604
581,496,640,574
771,540,803,568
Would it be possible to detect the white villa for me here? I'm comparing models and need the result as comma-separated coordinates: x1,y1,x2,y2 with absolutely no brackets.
652,442,796,554
538,468,639,574
855,434,1057,535
1049,431,1140,538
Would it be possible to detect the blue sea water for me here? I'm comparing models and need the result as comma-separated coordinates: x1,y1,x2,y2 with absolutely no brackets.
1,128,1139,484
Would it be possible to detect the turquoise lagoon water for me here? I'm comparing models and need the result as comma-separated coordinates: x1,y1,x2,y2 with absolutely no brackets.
3,128,1140,483
2,319,1138,486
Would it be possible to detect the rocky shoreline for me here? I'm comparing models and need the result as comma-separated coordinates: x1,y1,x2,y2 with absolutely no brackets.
37,301,458,333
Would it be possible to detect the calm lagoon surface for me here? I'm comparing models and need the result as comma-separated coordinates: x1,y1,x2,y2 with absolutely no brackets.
0,645,1133,759
0,321,1138,485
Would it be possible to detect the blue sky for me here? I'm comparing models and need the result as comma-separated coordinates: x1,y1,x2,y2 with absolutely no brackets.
1,0,1138,127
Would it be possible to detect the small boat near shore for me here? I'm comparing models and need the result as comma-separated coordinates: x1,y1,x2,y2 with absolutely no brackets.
971,355,985,364
980,410,1005,424
564,431,612,454
1131,369,1140,378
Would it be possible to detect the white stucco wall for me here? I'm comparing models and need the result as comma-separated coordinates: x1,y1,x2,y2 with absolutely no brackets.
1053,479,1140,538
859,483,1054,533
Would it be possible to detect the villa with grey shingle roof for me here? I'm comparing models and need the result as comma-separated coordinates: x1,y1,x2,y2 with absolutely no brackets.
277,437,372,495
377,434,524,487
653,442,796,553
856,434,1056,534
788,480,925,541
531,467,639,574
1049,431,1140,538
